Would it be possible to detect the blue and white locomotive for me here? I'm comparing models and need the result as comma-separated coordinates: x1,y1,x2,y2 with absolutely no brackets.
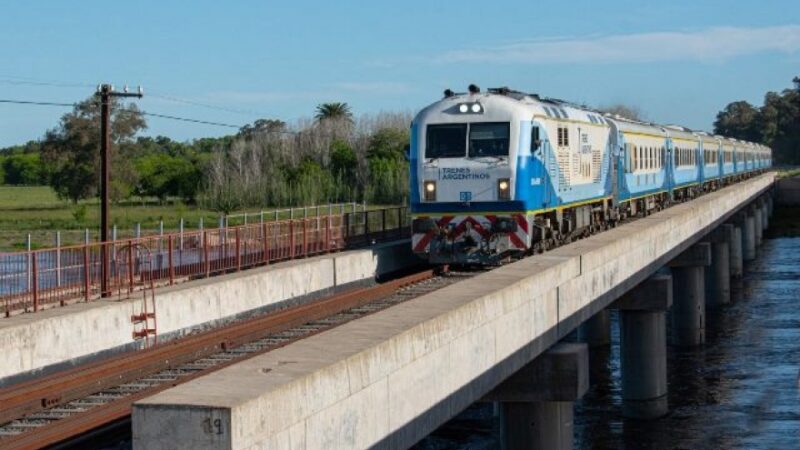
410,85,771,264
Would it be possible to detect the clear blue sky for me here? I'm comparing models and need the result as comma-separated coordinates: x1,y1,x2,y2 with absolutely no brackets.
1,0,798,147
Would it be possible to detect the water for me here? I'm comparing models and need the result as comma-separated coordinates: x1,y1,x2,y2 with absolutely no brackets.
575,237,800,450
418,237,800,449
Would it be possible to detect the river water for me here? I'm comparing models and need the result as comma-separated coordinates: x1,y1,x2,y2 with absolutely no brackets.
416,236,800,449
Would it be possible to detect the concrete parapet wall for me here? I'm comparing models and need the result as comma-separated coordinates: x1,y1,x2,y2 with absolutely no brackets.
0,240,415,386
132,173,774,450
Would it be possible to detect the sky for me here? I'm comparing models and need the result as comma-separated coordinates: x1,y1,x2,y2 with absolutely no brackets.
1,0,798,147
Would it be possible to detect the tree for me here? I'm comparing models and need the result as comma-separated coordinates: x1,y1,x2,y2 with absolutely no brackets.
330,139,357,185
713,101,762,142
597,104,645,121
315,102,353,122
2,153,44,185
135,153,200,202
238,119,287,138
41,96,146,203
713,76,800,164
366,127,409,161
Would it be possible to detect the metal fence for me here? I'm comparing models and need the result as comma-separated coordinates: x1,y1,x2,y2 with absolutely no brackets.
0,207,409,317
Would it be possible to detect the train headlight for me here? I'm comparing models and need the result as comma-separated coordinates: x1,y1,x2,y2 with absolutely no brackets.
498,178,511,200
456,102,483,114
424,180,437,201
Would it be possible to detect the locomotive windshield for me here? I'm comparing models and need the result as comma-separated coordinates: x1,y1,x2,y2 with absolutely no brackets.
426,124,467,158
426,122,510,159
469,122,509,157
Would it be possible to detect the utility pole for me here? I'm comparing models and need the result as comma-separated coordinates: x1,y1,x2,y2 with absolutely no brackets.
96,83,143,297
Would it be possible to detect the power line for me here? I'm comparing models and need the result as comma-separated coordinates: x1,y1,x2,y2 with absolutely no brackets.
0,75,94,89
0,75,270,118
147,93,268,118
139,111,241,129
0,99,75,107
0,97,243,129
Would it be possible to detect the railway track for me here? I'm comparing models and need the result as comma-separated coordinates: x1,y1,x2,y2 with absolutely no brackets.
0,268,475,450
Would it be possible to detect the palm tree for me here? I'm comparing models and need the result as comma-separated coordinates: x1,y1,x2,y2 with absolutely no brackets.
315,102,353,122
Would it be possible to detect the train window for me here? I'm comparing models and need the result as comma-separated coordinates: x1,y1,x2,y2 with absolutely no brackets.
531,126,541,151
559,108,569,118
557,127,570,147
426,124,467,158
469,122,510,157
637,146,642,170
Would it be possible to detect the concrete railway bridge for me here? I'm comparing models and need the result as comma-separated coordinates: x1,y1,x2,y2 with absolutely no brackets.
131,172,775,449
0,172,776,449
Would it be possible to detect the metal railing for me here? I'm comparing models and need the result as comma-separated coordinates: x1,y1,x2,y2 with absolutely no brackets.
0,207,409,317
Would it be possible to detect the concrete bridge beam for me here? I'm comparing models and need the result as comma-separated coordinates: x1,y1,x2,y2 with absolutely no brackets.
577,309,610,348
704,225,733,308
485,343,589,450
669,243,711,346
613,273,672,419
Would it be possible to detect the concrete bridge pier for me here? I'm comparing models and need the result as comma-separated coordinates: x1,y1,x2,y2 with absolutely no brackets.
704,225,733,308
760,198,769,231
613,273,672,419
485,343,589,450
669,243,711,346
726,224,744,278
742,210,757,261
767,194,774,217
577,309,610,347
753,204,763,248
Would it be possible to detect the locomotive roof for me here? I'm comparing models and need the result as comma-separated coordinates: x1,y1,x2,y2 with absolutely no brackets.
421,87,769,155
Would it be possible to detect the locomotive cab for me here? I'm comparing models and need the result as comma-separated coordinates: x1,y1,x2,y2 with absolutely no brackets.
410,87,531,264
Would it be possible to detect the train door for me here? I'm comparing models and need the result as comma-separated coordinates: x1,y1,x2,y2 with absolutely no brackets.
606,121,620,205
531,123,550,208
665,139,675,199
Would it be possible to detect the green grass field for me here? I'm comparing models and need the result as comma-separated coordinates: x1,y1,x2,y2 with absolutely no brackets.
0,186,222,250
0,186,384,251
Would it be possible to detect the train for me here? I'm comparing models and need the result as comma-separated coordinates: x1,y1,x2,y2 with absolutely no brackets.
409,85,772,264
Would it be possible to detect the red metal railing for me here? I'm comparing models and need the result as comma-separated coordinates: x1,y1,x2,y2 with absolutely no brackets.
0,207,409,317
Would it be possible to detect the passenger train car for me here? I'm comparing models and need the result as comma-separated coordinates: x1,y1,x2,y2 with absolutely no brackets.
410,85,772,264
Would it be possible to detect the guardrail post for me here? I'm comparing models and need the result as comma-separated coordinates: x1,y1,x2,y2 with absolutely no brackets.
397,208,402,236
302,219,308,256
203,231,210,277
289,220,295,258
326,216,331,252
382,209,387,239
235,227,241,271
26,234,32,295
128,240,135,294
83,244,90,302
344,212,350,243
31,252,39,312
168,235,174,285
263,222,270,265
55,231,62,288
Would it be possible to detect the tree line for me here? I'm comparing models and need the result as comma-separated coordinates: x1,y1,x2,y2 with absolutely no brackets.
714,76,800,164
0,97,412,212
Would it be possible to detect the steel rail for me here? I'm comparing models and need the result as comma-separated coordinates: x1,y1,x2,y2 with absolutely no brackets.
0,268,442,450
